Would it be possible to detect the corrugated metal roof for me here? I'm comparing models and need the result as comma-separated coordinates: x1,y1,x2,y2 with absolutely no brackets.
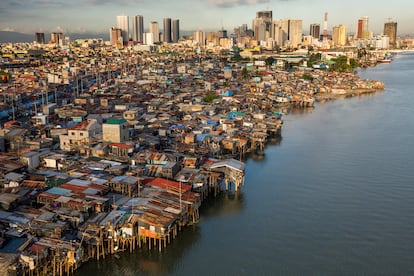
46,187,72,197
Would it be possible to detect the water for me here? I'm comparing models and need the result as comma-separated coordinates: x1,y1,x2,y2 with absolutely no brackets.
77,53,414,276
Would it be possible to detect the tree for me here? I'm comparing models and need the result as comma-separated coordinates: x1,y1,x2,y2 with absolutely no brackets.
349,58,359,69
265,56,275,68
330,56,351,72
204,93,218,103
307,53,322,67
241,67,249,80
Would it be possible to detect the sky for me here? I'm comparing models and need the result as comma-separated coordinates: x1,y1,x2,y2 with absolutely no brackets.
0,0,413,36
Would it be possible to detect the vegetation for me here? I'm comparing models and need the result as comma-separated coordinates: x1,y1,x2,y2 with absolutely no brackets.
265,56,275,68
330,56,351,72
302,73,314,81
204,93,218,103
330,56,360,72
307,53,322,67
241,67,249,80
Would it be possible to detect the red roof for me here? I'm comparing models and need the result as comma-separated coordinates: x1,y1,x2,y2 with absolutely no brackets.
146,177,191,193
110,143,134,149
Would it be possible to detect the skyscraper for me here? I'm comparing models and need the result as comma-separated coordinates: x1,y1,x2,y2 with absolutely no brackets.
309,24,320,40
50,32,64,45
117,15,129,45
253,10,272,41
35,32,45,44
110,27,123,48
273,19,302,48
149,21,160,43
194,30,206,46
332,25,347,46
163,18,172,43
132,15,144,42
172,19,180,43
288,19,303,48
384,21,397,48
357,16,369,39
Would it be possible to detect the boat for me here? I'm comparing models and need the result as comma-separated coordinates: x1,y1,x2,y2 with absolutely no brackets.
377,58,392,64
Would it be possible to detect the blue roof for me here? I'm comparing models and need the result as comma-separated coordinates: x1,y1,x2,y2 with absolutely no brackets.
47,187,72,197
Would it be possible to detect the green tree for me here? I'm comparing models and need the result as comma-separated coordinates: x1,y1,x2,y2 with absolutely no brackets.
307,53,322,67
241,67,249,80
204,93,218,103
330,56,351,72
349,58,359,69
302,73,313,81
265,56,275,68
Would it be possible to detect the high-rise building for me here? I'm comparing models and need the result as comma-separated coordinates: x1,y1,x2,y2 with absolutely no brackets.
110,27,123,48
117,15,129,45
288,19,303,48
357,16,369,39
35,32,45,44
309,24,320,40
149,21,160,43
217,29,228,39
273,19,302,48
194,30,206,46
332,25,347,46
132,15,144,42
172,19,180,43
50,32,64,45
253,10,273,41
384,21,397,48
163,18,172,43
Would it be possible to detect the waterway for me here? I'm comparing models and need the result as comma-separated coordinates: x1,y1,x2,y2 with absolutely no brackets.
77,52,414,275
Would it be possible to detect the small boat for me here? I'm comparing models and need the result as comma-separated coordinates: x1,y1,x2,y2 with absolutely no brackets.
377,58,392,64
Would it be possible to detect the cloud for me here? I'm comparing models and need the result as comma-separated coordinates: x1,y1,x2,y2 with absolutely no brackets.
209,0,270,8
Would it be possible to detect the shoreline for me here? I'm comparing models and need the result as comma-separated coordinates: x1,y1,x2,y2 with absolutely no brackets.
314,88,384,102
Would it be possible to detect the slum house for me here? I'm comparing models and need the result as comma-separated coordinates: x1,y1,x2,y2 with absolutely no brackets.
145,177,201,225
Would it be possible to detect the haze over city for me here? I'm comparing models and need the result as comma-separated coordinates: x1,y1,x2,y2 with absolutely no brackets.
1,0,413,35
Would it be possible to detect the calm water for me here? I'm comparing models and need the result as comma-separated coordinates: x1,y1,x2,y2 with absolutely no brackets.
77,53,414,276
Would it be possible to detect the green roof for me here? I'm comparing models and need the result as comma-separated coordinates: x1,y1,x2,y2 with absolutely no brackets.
106,118,127,125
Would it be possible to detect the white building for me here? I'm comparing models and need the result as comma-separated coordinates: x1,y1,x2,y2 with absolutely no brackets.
117,15,129,45
149,21,160,43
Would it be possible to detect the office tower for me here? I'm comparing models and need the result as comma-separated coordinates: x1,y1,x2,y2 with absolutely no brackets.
117,15,129,45
253,10,272,41
163,18,172,43
207,32,218,46
288,19,303,48
110,27,122,48
273,19,302,48
332,25,347,46
309,24,320,40
217,29,227,39
357,16,369,39
35,32,45,44
384,21,397,48
194,30,206,46
132,15,144,42
149,21,160,43
50,32,64,45
172,19,180,43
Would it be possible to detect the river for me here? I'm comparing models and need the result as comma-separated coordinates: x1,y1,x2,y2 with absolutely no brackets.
77,52,414,276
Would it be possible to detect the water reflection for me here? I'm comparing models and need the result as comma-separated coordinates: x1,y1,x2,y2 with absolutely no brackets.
77,225,201,276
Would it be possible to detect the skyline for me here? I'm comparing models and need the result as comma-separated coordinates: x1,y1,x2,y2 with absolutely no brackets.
0,0,413,36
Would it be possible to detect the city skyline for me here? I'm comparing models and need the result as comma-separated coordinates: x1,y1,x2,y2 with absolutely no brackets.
0,0,413,35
